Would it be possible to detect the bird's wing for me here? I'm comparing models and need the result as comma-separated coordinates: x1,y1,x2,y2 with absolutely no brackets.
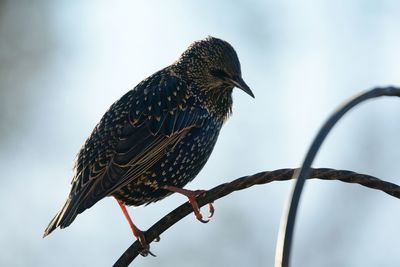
53,71,207,229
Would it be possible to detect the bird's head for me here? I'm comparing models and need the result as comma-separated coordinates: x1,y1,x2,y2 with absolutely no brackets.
175,36,254,99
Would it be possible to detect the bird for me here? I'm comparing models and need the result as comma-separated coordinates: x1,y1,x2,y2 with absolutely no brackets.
43,36,254,254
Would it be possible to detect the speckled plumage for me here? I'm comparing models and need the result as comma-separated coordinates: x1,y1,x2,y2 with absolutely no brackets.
44,36,253,237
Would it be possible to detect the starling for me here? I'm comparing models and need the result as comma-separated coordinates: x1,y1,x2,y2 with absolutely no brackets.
43,36,254,253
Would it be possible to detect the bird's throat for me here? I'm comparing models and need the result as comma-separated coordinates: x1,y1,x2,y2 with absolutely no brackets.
203,87,233,122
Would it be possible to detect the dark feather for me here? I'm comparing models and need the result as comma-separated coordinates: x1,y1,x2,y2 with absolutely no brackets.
44,69,207,234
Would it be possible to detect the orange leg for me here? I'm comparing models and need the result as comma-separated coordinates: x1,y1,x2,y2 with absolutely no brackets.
115,198,156,257
162,186,214,223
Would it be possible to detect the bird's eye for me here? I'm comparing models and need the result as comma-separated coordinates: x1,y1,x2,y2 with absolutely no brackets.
209,69,229,79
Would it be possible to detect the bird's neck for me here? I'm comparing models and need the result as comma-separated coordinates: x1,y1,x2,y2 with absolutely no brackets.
170,65,233,122
195,85,233,123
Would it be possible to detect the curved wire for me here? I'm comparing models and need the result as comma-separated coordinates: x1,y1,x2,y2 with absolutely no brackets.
275,86,400,267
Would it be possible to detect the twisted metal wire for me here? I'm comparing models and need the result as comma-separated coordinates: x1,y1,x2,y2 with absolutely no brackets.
113,167,400,267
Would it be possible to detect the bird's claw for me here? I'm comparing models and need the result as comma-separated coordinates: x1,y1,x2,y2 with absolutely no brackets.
191,193,214,223
137,235,157,257
162,186,216,223
194,209,210,223
207,202,215,218
139,247,157,257
136,232,155,257
199,218,210,223
131,228,156,257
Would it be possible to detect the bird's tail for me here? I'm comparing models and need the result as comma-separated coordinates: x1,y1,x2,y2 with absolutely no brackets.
43,198,78,238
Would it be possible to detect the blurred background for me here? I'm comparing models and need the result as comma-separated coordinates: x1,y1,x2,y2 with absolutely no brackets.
1,0,400,266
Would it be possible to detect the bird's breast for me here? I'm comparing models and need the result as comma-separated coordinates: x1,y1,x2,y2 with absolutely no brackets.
114,117,223,206
153,117,222,186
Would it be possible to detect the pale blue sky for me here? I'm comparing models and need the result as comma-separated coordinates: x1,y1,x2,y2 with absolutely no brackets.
1,1,400,266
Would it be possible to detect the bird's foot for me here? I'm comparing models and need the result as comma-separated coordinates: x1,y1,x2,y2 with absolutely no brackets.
162,186,214,223
135,229,157,257
115,198,156,257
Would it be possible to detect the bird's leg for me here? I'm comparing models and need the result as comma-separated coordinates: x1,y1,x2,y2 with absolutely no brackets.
115,198,156,257
162,185,214,223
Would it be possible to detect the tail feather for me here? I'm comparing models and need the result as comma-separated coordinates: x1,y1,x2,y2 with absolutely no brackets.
43,198,78,237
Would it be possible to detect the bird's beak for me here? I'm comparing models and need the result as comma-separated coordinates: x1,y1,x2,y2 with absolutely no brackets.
228,76,255,98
